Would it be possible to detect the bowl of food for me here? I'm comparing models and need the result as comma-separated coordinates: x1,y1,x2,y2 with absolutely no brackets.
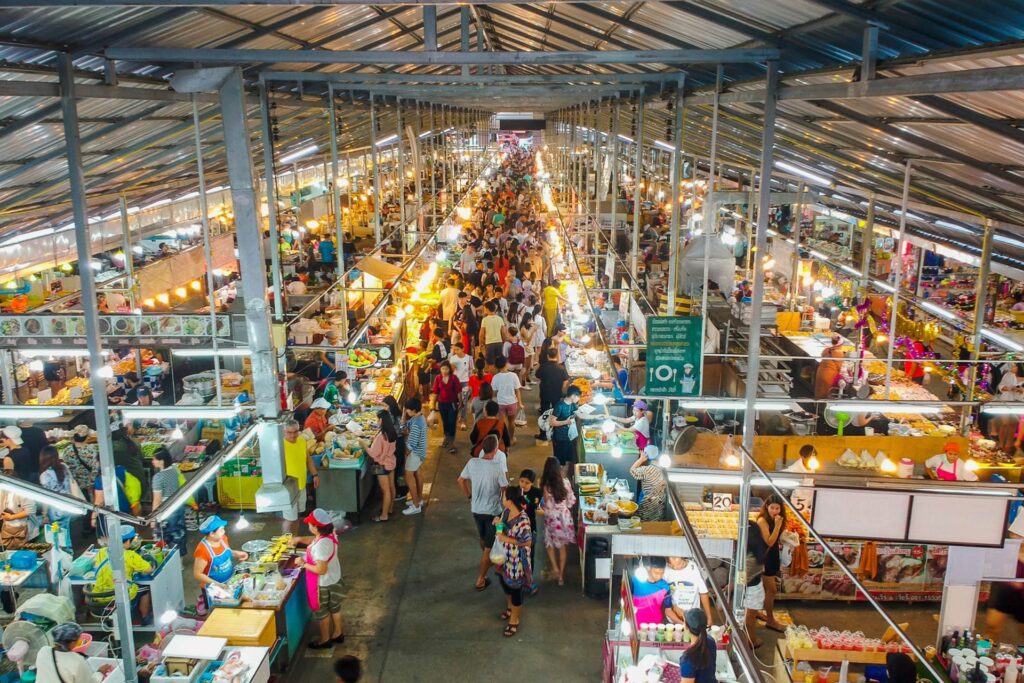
617,500,638,516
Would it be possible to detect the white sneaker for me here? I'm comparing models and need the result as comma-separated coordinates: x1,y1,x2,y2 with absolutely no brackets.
402,505,422,516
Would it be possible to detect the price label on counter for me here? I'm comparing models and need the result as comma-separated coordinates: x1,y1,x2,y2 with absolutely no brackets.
712,492,734,511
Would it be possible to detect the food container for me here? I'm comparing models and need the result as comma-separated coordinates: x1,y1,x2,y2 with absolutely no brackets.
897,458,915,478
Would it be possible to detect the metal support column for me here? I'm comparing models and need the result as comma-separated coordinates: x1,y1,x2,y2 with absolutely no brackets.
327,86,348,338
58,52,138,683
259,83,284,321
789,182,806,312
630,94,644,279
413,102,423,238
884,162,913,398
460,7,471,78
118,195,137,310
397,99,406,226
429,103,436,224
702,65,722,233
964,219,995,433
370,94,382,244
191,98,224,406
860,192,876,296
862,24,879,82
609,98,620,267
734,61,778,620
219,67,284,507
666,77,685,312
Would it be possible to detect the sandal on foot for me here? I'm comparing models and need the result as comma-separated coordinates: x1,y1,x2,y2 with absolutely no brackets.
500,609,512,620
372,515,389,522
503,623,519,637
475,577,491,591
308,640,333,650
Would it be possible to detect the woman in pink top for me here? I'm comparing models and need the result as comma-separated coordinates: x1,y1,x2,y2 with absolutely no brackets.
368,410,398,522
540,456,576,586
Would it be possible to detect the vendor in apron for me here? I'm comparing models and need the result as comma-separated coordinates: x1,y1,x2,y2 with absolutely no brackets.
288,508,345,649
192,515,248,612
926,442,979,482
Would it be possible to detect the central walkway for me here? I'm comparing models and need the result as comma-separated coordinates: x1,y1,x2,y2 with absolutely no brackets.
290,380,608,681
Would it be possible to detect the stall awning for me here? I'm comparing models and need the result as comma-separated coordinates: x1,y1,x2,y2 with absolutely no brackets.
354,255,403,283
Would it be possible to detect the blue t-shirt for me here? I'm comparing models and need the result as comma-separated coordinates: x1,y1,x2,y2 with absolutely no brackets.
319,240,335,264
551,400,576,441
631,577,672,607
614,367,629,401
679,639,717,683
95,465,130,512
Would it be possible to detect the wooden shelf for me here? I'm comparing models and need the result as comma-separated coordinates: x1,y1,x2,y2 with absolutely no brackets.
790,647,894,666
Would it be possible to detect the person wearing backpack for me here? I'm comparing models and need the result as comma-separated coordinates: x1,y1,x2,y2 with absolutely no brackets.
471,401,511,459
504,325,527,385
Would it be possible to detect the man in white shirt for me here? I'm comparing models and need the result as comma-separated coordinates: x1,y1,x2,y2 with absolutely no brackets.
662,556,714,626
457,435,508,591
449,341,473,430
490,357,523,445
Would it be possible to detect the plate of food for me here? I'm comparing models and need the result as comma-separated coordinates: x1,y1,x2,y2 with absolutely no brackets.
113,317,135,335
0,319,19,336
23,318,41,334
98,318,110,335
158,316,181,335
138,317,158,336
48,317,67,336
241,540,272,555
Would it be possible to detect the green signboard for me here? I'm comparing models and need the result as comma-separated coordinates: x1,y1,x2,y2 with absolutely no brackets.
645,316,703,397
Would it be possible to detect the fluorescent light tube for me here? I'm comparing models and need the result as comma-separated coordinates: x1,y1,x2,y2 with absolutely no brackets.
141,199,171,211
19,349,109,358
171,349,251,358
154,425,259,521
418,130,433,138
0,408,63,419
374,134,398,147
809,249,827,259
830,402,941,414
872,280,895,293
678,400,793,411
279,144,318,164
981,328,1024,352
0,479,88,515
653,140,674,152
936,220,975,235
667,471,802,489
981,404,1024,415
618,134,634,143
919,301,957,321
120,407,239,420
205,186,225,193
776,160,832,186
838,264,862,276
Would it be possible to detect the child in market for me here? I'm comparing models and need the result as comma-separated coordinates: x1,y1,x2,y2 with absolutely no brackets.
630,556,671,626
518,468,542,595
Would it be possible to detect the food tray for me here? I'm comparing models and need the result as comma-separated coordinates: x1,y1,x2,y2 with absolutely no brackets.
241,540,271,554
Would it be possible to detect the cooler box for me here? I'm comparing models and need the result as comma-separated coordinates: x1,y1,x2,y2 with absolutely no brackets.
198,608,276,648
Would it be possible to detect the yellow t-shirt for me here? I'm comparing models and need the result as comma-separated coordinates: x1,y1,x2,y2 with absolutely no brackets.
92,547,151,600
543,286,560,310
481,315,505,345
284,436,310,491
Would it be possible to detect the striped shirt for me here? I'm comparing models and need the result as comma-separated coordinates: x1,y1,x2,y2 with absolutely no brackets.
405,415,427,459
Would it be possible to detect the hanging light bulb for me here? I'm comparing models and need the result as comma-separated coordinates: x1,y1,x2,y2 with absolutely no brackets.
610,446,623,459
965,458,980,472
658,453,671,468
879,456,897,474
171,427,184,440
235,515,251,531
366,381,377,392
724,452,741,468
96,366,114,379
807,455,821,471
347,391,357,403
633,558,647,581
601,419,616,434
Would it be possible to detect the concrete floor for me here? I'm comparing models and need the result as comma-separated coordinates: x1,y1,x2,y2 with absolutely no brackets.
280,381,609,681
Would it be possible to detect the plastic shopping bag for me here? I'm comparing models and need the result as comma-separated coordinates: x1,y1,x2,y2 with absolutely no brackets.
514,406,528,427
426,410,439,428
489,538,506,565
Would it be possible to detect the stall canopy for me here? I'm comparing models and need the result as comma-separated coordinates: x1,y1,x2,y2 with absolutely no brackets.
354,256,403,284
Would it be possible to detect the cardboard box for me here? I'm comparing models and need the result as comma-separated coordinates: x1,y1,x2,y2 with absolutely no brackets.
199,608,276,648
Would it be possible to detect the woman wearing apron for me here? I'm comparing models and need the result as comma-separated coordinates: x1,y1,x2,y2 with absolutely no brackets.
289,508,344,649
926,442,979,481
192,516,248,613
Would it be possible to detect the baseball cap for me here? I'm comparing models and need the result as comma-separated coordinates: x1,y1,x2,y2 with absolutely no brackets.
311,398,331,410
944,442,961,453
303,508,333,526
199,515,228,534
2,426,22,445
121,527,137,542
634,400,647,411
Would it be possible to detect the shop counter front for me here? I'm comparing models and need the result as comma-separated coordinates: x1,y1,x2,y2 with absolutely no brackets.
68,545,185,629
320,454,374,514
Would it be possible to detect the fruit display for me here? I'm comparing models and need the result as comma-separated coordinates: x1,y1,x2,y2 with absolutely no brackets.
113,357,139,376
27,376,93,406
347,347,378,368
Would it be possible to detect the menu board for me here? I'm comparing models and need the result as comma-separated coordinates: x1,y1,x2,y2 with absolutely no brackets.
645,315,703,396
0,314,231,347
780,540,947,602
